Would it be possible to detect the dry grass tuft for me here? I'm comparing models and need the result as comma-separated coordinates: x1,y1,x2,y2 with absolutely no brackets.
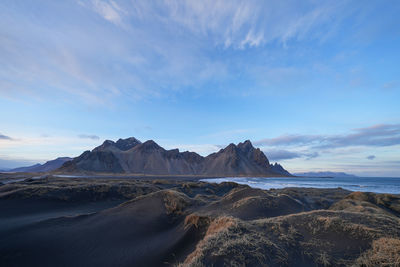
152,179,171,185
163,190,191,215
184,214,210,229
342,192,400,217
232,196,264,208
348,191,371,202
355,238,400,267
316,251,331,267
181,216,237,266
205,217,237,237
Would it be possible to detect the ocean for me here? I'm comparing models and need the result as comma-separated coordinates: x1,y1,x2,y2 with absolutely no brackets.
201,176,400,194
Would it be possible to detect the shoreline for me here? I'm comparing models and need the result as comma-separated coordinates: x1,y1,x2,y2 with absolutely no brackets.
1,173,400,194
201,176,400,195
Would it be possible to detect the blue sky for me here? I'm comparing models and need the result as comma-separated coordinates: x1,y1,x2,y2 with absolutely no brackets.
0,0,399,176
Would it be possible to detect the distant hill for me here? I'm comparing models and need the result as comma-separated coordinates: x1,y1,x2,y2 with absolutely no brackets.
58,137,291,177
10,157,72,173
294,171,357,178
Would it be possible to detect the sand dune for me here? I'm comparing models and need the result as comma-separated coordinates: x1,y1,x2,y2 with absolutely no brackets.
0,177,399,266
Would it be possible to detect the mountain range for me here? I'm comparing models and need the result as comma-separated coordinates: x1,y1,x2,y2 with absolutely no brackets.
58,137,291,177
294,171,357,178
7,157,72,173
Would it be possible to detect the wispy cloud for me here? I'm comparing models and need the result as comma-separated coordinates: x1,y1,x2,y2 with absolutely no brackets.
383,81,399,90
255,123,400,175
0,0,393,106
320,124,400,149
255,134,323,147
125,0,349,49
256,124,400,149
264,149,301,161
0,133,12,140
89,0,125,26
78,134,100,140
264,149,319,161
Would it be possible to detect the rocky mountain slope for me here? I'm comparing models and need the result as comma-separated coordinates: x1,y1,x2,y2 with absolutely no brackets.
58,138,291,176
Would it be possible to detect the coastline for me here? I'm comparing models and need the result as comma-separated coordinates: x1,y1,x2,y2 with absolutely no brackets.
201,176,400,195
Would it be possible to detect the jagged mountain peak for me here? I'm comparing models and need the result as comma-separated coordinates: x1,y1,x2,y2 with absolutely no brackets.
115,137,142,151
219,140,255,154
139,140,163,151
93,137,142,152
237,140,253,150
93,140,115,152
223,143,237,152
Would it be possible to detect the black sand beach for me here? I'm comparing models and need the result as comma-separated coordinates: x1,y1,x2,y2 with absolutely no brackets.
1,175,399,266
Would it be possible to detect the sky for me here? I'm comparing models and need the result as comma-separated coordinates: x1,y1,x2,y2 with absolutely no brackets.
0,0,399,176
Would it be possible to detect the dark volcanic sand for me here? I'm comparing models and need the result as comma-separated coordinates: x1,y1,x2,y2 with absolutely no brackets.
0,176,400,266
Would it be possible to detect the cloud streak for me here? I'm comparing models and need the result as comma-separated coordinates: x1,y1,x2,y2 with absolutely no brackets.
0,0,369,105
264,149,319,161
90,0,125,26
264,149,301,161
0,133,12,140
123,0,350,49
255,134,323,146
78,134,100,140
256,124,400,149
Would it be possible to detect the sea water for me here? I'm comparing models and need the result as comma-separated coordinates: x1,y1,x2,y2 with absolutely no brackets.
201,176,400,194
